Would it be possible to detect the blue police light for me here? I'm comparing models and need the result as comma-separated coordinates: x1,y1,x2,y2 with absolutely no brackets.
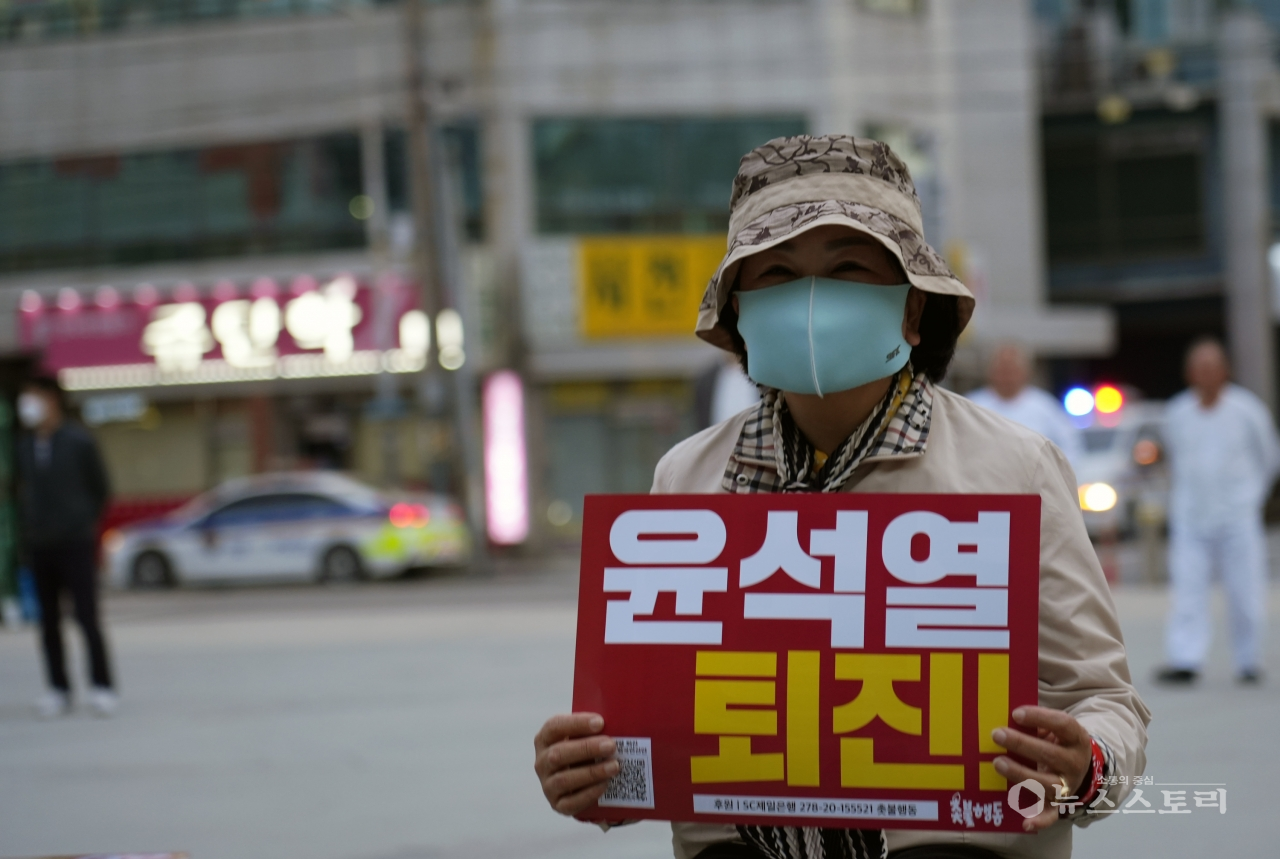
1064,387,1095,417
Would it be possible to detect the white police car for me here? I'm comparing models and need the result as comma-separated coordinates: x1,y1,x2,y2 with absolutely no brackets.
104,472,472,588
1063,385,1168,538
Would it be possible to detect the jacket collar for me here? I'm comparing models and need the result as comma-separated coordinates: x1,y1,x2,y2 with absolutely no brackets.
722,373,933,494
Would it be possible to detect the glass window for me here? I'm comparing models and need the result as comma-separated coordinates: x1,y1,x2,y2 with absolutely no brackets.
1265,122,1280,234
1082,428,1119,454
859,0,919,14
203,493,351,527
0,134,365,273
204,496,280,528
1043,118,1206,263
533,116,807,235
384,123,485,241
0,0,410,44
542,380,695,527
1032,0,1073,29
1259,0,1280,29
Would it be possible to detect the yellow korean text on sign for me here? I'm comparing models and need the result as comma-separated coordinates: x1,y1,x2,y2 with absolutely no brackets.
578,235,725,339
690,650,1011,793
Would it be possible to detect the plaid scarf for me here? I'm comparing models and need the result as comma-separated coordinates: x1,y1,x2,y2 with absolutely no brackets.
722,367,934,859
723,367,932,495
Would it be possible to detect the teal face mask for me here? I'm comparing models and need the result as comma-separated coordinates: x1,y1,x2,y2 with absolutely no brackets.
736,276,912,396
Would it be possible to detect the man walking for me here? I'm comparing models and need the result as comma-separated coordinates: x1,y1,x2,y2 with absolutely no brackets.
967,342,1081,467
17,376,117,716
1158,338,1280,684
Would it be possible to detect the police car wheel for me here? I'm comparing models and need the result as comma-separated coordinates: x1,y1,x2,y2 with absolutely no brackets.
131,551,174,589
319,546,364,583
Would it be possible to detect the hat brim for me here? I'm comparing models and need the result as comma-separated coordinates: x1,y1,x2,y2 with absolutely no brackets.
696,201,975,351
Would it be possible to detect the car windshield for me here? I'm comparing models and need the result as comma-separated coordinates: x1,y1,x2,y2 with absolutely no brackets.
1082,428,1119,453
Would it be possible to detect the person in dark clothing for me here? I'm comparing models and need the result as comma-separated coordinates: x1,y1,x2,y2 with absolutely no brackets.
16,376,116,718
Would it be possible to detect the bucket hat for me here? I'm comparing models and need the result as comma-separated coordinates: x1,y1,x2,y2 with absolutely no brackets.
696,134,975,351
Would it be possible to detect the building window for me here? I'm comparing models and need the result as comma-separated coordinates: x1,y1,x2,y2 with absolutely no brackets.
0,134,366,273
1,0,407,44
532,116,807,235
1043,119,1206,264
1265,122,1280,236
859,0,920,15
384,123,485,242
542,380,695,529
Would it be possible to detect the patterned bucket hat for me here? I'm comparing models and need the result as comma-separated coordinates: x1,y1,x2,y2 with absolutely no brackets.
696,134,975,351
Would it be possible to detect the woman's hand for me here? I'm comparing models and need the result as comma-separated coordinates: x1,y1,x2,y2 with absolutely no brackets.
534,713,620,816
991,706,1093,832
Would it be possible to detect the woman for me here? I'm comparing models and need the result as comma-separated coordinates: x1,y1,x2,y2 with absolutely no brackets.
534,135,1150,859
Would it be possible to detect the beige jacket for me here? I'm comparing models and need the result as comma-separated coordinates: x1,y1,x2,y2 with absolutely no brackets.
649,388,1151,859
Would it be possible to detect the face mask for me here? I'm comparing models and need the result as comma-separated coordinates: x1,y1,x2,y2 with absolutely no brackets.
18,393,47,429
736,276,912,396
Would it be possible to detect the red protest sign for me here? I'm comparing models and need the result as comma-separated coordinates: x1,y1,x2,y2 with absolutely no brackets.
572,493,1040,833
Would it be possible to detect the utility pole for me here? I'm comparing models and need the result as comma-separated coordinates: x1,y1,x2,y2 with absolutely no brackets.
432,130,490,567
362,119,402,489
357,5,398,488
403,0,438,327
1220,10,1276,412
402,0,490,570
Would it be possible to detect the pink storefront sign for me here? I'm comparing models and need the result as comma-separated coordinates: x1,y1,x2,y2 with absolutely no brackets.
19,275,424,390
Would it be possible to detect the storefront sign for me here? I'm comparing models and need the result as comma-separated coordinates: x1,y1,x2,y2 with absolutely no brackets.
573,493,1040,832
19,276,428,390
81,392,148,426
578,236,724,339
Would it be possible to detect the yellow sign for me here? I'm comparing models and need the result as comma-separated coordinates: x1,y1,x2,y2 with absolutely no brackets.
578,235,725,339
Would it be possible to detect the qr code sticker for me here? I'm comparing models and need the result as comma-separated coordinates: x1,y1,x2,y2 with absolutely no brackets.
598,737,654,809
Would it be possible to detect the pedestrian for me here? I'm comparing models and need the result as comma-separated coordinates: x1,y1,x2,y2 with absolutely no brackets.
967,343,1082,468
16,376,117,717
1156,337,1280,685
533,135,1149,859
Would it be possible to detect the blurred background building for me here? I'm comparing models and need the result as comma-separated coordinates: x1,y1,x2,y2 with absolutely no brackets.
3,0,1280,546
1038,0,1280,410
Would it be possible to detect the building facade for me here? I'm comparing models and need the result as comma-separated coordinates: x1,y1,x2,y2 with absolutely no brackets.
0,0,1110,541
1034,0,1280,406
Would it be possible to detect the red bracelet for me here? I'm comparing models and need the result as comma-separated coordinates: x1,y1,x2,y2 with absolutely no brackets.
1074,738,1108,806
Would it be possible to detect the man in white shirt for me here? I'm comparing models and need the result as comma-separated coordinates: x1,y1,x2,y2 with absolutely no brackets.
1158,338,1280,684
967,343,1082,467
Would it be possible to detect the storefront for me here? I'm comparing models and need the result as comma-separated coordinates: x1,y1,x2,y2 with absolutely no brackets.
15,270,453,514
523,233,727,537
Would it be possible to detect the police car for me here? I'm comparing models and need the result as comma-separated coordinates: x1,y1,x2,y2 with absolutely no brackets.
104,472,472,588
1064,384,1168,538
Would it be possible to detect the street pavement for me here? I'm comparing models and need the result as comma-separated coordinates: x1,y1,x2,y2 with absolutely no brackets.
0,554,1276,859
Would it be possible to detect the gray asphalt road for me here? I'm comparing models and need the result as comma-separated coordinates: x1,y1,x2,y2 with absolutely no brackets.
0,564,1273,858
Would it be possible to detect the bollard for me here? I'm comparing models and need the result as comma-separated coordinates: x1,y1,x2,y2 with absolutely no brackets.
1136,499,1166,585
